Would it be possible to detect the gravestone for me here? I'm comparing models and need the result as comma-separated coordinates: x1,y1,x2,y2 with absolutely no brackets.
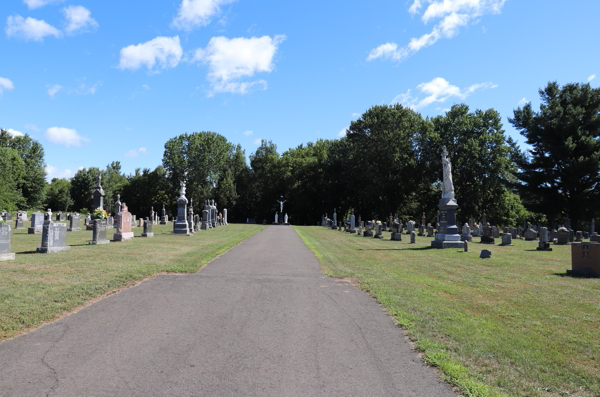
410,231,416,244
517,226,523,238
141,217,154,237
201,209,210,230
28,212,44,234
89,219,109,245
461,223,472,242
501,233,513,246
0,223,16,261
398,221,403,234
557,230,570,245
374,224,384,239
204,200,212,229
524,228,538,241
56,212,64,222
132,215,137,228
5,212,12,221
173,182,191,236
138,218,144,228
160,204,168,225
492,226,500,239
114,203,134,242
86,214,94,230
364,221,373,237
194,214,201,231
15,219,24,229
576,231,582,242
37,220,70,253
211,200,218,228
480,250,492,259
569,242,600,277
224,208,228,225
92,175,105,211
537,227,552,251
406,220,415,235
107,215,114,229
188,199,195,234
510,227,517,239
68,213,81,231
481,223,495,244
391,222,402,241
349,209,356,233
584,232,589,240
464,240,468,252
18,211,28,221
332,208,338,230
427,224,434,238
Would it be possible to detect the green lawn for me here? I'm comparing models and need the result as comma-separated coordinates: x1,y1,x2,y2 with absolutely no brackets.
294,226,600,397
0,222,265,341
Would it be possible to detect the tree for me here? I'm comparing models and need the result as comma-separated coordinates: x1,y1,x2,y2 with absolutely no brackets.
0,130,46,209
45,178,73,212
70,167,102,212
426,104,518,225
509,82,600,230
0,146,25,210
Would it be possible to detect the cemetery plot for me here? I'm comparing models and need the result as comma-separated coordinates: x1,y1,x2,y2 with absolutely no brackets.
295,226,600,397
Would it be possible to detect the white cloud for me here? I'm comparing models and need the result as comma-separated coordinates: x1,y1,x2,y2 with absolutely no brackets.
124,147,148,158
45,164,75,181
119,36,183,72
125,127,132,131
45,127,89,147
191,35,285,96
6,128,25,137
25,124,39,132
70,82,101,95
0,77,15,94
517,97,528,106
243,130,253,136
368,0,506,62
337,127,348,137
589,74,596,82
352,113,361,117
391,77,498,110
253,138,263,145
48,84,63,97
172,0,236,31
142,84,151,90
6,15,62,42
63,6,98,35
23,0,64,9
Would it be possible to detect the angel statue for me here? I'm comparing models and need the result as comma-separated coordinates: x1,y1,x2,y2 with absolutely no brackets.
441,146,455,199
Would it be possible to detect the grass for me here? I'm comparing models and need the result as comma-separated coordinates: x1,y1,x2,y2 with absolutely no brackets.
294,226,600,397
0,222,266,341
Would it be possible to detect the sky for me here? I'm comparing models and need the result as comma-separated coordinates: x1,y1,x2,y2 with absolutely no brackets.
1,0,598,181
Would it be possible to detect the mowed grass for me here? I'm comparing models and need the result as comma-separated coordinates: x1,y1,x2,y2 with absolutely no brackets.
0,222,265,341
294,226,600,397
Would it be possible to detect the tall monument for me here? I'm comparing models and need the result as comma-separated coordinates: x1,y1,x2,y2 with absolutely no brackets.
92,175,104,210
173,181,191,236
432,146,464,249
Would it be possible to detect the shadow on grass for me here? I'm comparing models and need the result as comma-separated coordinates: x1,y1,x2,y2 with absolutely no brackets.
553,272,599,279
15,250,38,255
357,246,433,251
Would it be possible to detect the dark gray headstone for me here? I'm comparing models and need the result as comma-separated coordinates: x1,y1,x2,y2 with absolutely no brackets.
89,219,109,245
15,219,24,229
480,250,492,259
28,212,44,234
410,231,416,244
0,223,16,261
464,240,468,252
142,217,154,237
37,221,70,253
68,213,81,231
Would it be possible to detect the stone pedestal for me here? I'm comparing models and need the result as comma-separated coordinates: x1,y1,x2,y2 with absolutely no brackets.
173,188,191,236
37,221,70,253
431,198,465,249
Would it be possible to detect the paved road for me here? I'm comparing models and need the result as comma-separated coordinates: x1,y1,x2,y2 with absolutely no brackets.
0,226,456,397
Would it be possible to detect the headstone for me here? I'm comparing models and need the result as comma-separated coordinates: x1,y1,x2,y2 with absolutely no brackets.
537,227,552,251
113,203,134,241
510,227,517,239
568,242,600,277
37,220,70,253
18,211,28,221
188,199,195,234
132,214,137,228
461,223,472,242
406,220,415,235
107,215,114,229
202,209,210,230
89,219,109,245
481,223,495,244
67,213,81,231
501,233,513,246
568,229,574,243
584,231,590,240
160,204,167,225
364,221,373,237
418,224,425,236
480,249,492,259
28,212,44,234
349,209,356,233
557,229,570,245
224,209,228,225
374,223,384,239
464,240,468,252
524,228,537,241
492,226,500,239
56,212,64,222
15,219,24,229
332,208,338,230
141,217,154,237
5,212,12,221
576,231,583,242
211,200,217,228
92,175,105,211
410,231,416,244
0,223,16,261
427,224,434,237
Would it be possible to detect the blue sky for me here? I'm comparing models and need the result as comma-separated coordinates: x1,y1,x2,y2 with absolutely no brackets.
1,0,598,180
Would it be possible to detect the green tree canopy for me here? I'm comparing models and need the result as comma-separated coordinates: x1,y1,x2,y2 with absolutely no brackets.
45,178,73,212
509,81,600,229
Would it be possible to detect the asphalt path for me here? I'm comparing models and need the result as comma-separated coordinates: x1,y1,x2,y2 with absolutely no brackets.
0,226,456,396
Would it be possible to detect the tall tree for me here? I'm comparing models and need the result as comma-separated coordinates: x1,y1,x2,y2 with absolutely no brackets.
0,146,25,211
45,178,73,212
70,167,102,212
509,82,600,229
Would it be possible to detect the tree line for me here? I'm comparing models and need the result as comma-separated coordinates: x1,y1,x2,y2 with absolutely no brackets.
1,81,598,230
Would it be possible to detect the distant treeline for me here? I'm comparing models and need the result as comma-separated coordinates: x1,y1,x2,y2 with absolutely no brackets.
1,82,598,230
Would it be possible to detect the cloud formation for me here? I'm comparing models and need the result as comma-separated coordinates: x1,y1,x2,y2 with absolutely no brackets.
45,164,76,181
589,74,596,82
45,127,89,147
25,124,40,132
368,0,506,62
0,77,15,94
172,0,236,31
517,97,528,106
6,15,62,41
337,127,348,137
63,5,98,34
243,130,253,136
23,0,64,10
124,147,148,158
48,84,63,97
253,138,263,145
391,77,498,110
119,36,183,72
6,128,25,137
191,35,285,96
